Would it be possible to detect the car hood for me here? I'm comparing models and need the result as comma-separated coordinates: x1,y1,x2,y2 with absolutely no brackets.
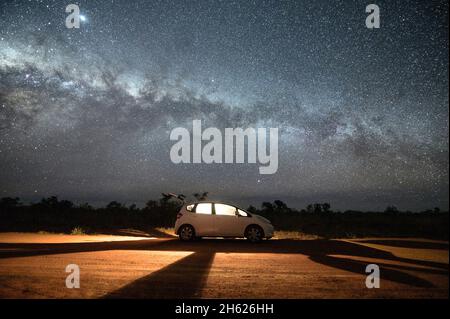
253,214,272,225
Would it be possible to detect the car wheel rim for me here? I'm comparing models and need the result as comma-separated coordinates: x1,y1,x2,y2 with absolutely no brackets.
181,227,193,240
248,228,261,241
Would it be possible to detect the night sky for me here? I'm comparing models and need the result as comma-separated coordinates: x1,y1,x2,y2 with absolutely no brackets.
0,0,448,211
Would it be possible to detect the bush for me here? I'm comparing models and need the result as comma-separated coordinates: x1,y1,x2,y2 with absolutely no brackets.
70,226,86,235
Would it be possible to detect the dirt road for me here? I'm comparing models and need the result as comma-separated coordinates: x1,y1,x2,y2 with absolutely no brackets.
0,232,448,298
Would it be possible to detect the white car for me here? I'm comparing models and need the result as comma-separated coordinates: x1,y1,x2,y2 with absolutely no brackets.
174,202,274,242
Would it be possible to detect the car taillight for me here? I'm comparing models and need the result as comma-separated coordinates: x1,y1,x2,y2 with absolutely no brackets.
176,212,183,219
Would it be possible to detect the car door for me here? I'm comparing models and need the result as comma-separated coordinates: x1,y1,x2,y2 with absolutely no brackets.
236,208,253,234
192,203,215,236
213,203,240,236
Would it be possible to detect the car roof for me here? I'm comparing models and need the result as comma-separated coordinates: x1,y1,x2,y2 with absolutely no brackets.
187,201,243,208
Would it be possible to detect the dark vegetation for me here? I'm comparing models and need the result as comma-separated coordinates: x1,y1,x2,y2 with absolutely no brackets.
0,195,448,240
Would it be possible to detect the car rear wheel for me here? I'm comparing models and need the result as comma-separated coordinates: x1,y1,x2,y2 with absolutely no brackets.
245,225,263,243
179,225,195,241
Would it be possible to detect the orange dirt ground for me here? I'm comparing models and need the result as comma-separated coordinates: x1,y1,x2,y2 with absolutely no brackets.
0,232,447,298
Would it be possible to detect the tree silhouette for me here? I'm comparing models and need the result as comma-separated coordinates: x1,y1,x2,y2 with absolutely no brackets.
274,200,288,210
0,194,447,239
313,203,322,214
58,200,74,210
322,203,331,213
79,203,93,210
40,196,59,208
0,197,21,209
106,201,123,209
159,193,173,207
262,202,274,212
193,192,208,201
384,205,399,214
247,205,257,214
36,196,73,210
145,200,158,210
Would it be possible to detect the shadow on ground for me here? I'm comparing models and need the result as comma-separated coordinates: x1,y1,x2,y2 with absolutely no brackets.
99,228,175,238
0,238,448,298
356,239,449,250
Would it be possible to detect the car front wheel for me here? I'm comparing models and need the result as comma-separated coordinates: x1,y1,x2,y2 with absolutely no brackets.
245,225,264,243
179,225,195,241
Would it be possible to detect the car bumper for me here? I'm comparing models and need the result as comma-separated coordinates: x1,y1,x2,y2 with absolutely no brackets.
263,224,274,238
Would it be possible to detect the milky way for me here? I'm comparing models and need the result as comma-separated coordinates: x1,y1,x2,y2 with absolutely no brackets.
0,0,448,210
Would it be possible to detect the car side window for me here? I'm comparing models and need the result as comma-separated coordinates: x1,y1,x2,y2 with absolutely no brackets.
215,204,237,216
195,203,212,215
237,209,249,217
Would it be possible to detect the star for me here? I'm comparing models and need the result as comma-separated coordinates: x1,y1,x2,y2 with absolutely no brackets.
0,1,447,211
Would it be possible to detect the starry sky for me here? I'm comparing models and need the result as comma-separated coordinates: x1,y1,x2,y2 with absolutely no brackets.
0,0,448,211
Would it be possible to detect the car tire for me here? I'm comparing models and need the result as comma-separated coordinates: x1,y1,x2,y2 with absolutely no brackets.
245,225,264,243
179,225,195,241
